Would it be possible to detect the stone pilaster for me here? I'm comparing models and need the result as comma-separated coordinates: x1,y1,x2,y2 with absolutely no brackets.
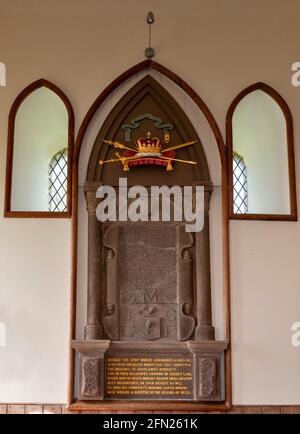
84,184,104,340
195,186,215,341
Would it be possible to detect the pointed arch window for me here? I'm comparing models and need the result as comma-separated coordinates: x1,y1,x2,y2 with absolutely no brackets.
227,83,297,221
4,79,74,217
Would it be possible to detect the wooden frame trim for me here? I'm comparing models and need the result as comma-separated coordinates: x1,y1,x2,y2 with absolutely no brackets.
68,59,231,411
226,82,297,221
4,78,74,218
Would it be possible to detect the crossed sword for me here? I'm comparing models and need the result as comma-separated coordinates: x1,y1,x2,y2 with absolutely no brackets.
99,140,198,170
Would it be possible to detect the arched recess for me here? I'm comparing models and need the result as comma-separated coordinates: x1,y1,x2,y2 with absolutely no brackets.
87,75,210,185
69,60,231,410
226,82,297,221
4,79,74,217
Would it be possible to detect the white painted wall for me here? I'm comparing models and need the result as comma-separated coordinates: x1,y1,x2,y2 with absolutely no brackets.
233,90,290,214
0,0,300,404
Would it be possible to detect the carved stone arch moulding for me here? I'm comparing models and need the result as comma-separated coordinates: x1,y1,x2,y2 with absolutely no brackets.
226,81,297,221
69,60,231,412
4,78,75,218
87,75,211,185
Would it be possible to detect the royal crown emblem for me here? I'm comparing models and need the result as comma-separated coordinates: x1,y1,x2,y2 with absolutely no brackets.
135,135,162,156
99,130,198,172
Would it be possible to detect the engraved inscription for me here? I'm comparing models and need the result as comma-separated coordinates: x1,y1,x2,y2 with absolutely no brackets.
106,355,193,400
118,224,178,341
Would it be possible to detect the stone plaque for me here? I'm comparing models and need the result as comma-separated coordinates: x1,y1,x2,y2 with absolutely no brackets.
118,224,178,342
105,354,193,400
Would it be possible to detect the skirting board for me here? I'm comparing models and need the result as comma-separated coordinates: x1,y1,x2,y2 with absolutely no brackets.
0,404,300,414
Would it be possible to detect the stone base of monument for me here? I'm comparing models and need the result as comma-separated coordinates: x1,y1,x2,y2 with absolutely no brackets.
72,340,227,402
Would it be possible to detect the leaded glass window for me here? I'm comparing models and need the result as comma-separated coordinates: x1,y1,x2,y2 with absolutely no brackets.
233,152,248,214
48,148,68,212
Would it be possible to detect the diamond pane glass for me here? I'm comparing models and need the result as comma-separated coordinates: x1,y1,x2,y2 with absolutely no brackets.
233,152,248,214
48,148,68,212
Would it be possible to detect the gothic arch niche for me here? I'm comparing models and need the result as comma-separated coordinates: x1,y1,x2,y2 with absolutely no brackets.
72,65,228,409
87,76,210,185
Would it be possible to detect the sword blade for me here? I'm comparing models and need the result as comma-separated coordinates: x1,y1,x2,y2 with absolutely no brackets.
161,140,198,153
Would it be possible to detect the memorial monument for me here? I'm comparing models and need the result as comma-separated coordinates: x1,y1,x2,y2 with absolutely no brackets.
73,75,227,402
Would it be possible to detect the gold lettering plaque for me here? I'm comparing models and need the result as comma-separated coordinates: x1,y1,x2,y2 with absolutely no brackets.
105,354,193,400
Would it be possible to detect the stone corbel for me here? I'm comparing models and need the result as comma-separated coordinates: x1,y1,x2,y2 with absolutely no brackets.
188,341,227,401
72,340,111,400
